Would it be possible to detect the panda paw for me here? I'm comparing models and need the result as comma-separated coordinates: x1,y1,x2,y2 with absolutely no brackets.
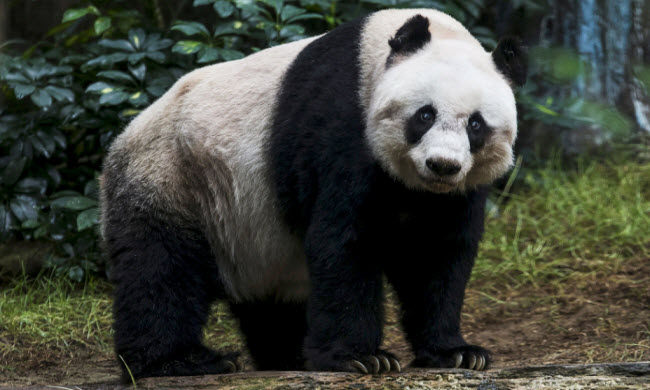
412,345,491,371
348,351,402,374
305,349,401,374
120,348,244,381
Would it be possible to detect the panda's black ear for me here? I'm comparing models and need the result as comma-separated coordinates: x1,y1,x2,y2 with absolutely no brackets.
388,15,431,61
492,36,528,87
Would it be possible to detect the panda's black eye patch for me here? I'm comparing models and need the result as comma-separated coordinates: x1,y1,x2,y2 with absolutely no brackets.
406,105,436,144
467,112,492,153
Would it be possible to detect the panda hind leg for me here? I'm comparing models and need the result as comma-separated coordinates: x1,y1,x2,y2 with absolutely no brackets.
106,204,240,380
229,300,308,370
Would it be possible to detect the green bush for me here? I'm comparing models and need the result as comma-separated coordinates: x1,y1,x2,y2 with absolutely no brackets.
0,0,636,280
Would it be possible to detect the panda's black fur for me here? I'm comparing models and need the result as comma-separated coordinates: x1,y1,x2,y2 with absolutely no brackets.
102,9,526,381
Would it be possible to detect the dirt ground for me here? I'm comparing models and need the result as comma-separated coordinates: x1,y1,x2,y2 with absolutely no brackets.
1,256,648,387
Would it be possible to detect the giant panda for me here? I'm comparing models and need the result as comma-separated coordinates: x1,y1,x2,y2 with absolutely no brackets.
100,8,526,380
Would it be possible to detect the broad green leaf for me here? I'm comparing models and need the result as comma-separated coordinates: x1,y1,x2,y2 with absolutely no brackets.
99,91,129,106
145,51,166,63
217,48,245,61
98,39,135,52
172,41,204,55
129,28,146,50
128,63,146,82
214,21,247,37
21,219,40,229
127,52,147,64
77,207,99,231
144,37,174,51
94,16,112,35
51,130,66,149
128,91,149,106
68,266,84,282
172,21,210,37
30,89,53,108
22,64,48,81
33,225,47,239
286,12,323,23
44,86,74,103
84,52,129,68
12,84,36,99
28,134,50,158
84,180,98,198
279,24,305,39
97,70,135,84
262,0,284,15
15,177,48,195
214,0,236,17
194,0,216,5
51,196,98,211
280,4,306,22
146,77,173,97
9,196,39,222
2,156,27,186
61,6,100,23
197,46,220,63
36,131,56,157
3,72,30,83
86,81,115,93
51,190,82,199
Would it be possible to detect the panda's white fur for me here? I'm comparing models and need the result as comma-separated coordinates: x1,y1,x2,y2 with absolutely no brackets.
361,10,517,193
106,37,319,302
103,9,517,302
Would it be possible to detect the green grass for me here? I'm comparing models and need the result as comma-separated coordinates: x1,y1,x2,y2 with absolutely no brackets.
0,159,648,365
475,159,649,291
0,271,113,359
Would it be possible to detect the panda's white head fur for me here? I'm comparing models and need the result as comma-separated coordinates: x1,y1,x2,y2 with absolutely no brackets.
362,10,527,193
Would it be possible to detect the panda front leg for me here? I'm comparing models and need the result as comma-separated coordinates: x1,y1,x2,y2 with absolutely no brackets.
301,200,401,374
384,232,491,371
105,201,240,380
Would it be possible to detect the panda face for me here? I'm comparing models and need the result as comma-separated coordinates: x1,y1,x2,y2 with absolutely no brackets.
366,38,518,193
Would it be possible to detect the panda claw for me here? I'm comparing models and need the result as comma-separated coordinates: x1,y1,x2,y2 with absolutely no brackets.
369,356,381,374
390,358,402,373
378,355,391,372
225,360,237,373
351,360,369,374
477,355,485,371
453,352,463,368
467,354,477,370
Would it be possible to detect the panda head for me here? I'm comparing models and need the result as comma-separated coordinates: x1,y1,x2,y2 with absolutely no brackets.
365,14,527,193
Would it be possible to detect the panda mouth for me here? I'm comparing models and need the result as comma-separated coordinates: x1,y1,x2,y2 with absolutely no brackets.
417,174,457,190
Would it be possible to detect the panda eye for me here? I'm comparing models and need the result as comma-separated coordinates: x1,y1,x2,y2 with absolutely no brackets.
468,113,485,132
418,107,436,123
420,111,433,122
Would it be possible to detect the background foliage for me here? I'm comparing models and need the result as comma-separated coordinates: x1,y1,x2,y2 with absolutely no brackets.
0,0,647,280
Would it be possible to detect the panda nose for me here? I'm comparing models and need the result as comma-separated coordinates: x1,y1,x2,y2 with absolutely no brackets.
426,158,462,176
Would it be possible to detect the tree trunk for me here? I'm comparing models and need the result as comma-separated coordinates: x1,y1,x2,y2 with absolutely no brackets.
547,0,650,133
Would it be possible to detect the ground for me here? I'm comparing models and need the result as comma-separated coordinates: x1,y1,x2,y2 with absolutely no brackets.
0,160,648,387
